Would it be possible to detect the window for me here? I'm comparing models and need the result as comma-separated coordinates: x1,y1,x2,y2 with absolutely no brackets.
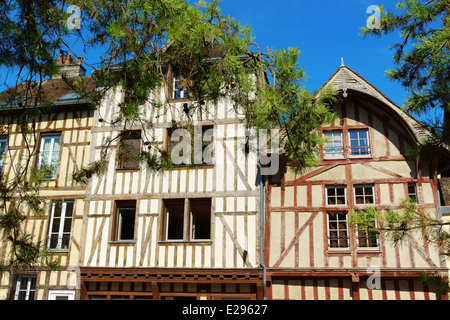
355,211,379,249
117,130,141,169
172,73,191,99
408,183,417,202
0,136,7,171
354,185,375,205
167,125,214,166
38,134,61,179
47,200,74,250
13,275,36,300
349,129,370,156
323,131,343,158
48,290,75,300
327,212,349,249
163,198,211,241
326,186,347,206
113,201,136,241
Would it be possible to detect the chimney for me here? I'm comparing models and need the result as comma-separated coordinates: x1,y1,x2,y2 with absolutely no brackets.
54,53,86,78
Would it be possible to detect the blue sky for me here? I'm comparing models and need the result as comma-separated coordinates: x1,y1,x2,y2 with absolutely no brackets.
1,0,409,109
217,0,407,106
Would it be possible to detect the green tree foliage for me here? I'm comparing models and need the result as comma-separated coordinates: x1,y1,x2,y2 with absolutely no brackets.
349,199,450,292
361,0,450,160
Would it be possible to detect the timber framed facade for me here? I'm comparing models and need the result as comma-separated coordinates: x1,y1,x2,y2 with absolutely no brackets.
77,69,264,300
264,64,449,300
0,60,94,300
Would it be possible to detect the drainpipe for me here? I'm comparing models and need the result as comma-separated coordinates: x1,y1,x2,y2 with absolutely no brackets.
258,162,267,300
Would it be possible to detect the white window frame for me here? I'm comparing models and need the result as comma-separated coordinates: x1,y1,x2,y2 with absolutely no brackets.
48,290,75,300
0,137,7,171
326,211,350,251
47,200,74,251
408,183,418,203
172,74,190,99
348,129,371,157
38,134,61,179
323,131,344,159
355,211,380,251
354,184,375,206
325,186,347,206
14,275,37,300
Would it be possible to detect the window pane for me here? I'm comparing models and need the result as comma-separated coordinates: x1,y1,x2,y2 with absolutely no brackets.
164,199,185,240
349,130,370,156
190,198,211,240
323,131,343,157
118,130,141,169
118,208,135,240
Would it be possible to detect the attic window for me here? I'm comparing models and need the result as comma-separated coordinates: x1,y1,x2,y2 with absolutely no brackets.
58,92,80,101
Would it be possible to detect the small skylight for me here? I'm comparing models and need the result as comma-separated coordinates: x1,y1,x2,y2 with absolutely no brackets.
58,92,80,100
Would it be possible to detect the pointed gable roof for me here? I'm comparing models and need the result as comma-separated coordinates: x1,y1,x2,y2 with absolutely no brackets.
320,62,425,143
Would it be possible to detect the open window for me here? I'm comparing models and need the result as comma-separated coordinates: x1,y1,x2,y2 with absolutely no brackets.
163,198,211,241
38,133,61,179
113,200,136,241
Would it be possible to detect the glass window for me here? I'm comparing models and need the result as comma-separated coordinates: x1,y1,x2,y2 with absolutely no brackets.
349,129,370,156
408,183,417,202
48,200,74,250
355,211,379,248
327,212,349,249
14,275,36,300
38,134,61,179
326,186,347,206
118,130,141,169
354,185,375,205
0,137,7,171
173,74,190,99
323,131,344,158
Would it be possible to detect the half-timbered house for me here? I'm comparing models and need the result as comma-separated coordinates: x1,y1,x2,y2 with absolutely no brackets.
77,63,264,300
0,57,94,300
264,63,449,300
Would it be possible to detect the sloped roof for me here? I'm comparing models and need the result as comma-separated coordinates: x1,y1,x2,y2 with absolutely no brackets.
320,63,426,143
0,75,94,108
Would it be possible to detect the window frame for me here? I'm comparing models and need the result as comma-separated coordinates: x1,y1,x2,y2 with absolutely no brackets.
112,200,137,243
0,136,8,172
37,133,61,179
408,183,418,203
13,275,37,300
354,184,375,206
48,290,75,300
354,210,380,251
166,125,215,168
47,199,74,251
117,130,142,170
322,127,372,160
323,130,344,159
325,185,347,207
348,129,371,158
162,198,212,242
326,211,350,251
